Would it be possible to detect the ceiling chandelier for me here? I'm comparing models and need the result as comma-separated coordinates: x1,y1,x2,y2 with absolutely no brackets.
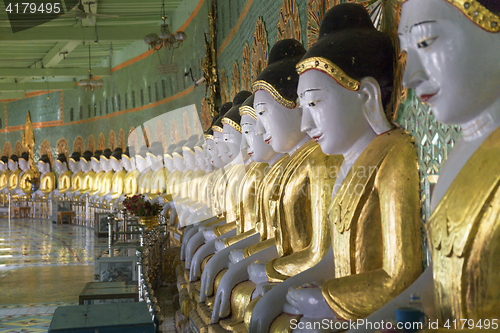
144,0,186,51
78,43,104,91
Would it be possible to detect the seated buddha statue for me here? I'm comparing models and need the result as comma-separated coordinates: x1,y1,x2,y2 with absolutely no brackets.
72,150,96,199
160,143,177,204
3,155,21,196
0,156,10,192
33,155,55,198
67,152,84,198
362,0,500,325
11,152,34,199
136,145,153,196
100,148,125,204
114,147,140,205
246,5,423,331
50,153,73,199
147,142,168,203
88,150,105,198
90,148,114,202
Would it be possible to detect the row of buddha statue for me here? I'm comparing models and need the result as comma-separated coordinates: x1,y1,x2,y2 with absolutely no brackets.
166,1,500,332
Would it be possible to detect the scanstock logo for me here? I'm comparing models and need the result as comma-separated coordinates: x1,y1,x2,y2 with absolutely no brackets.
4,0,80,33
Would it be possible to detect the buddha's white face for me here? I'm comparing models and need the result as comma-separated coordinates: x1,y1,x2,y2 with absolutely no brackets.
241,114,277,163
164,156,174,171
69,160,80,172
121,157,132,172
37,161,46,174
173,155,185,171
254,90,306,153
298,70,370,155
80,160,91,172
135,156,148,173
213,131,232,163
110,158,121,172
19,159,28,171
100,157,111,171
206,138,225,168
195,149,206,170
399,0,500,125
184,151,197,170
222,124,242,161
56,160,67,173
91,159,101,172
8,160,18,171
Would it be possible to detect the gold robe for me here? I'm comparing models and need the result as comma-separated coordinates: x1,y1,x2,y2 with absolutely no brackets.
70,170,84,194
123,169,140,197
148,168,169,200
89,170,104,196
110,170,126,199
322,129,422,319
19,169,35,195
41,172,56,195
0,170,11,191
164,170,183,202
7,169,21,191
138,169,153,195
97,171,114,198
265,141,343,281
80,170,96,195
427,126,500,322
57,170,73,194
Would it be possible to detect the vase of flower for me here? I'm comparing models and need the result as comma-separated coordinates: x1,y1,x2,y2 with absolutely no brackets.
122,194,162,229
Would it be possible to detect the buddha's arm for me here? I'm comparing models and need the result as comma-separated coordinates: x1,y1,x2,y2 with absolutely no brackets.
21,171,34,193
266,156,341,282
98,177,113,197
41,174,56,194
59,175,71,193
111,178,124,199
322,142,422,320
8,173,19,191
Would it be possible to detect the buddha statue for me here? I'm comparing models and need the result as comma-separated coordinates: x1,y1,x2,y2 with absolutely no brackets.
4,155,21,195
367,0,500,324
73,150,95,198
68,152,84,198
114,147,140,204
100,148,125,204
88,150,105,197
137,145,153,196
90,148,113,201
197,39,342,331
244,5,423,331
50,153,73,199
147,142,168,203
161,143,177,204
33,155,55,198
11,152,34,199
0,156,10,192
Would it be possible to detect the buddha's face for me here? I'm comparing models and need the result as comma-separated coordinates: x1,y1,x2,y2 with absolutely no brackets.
298,70,368,155
222,124,242,161
80,160,91,172
164,156,174,171
399,0,500,125
195,149,206,170
241,114,277,163
213,131,232,163
110,158,121,171
100,157,111,171
184,151,197,170
173,155,185,171
121,157,132,172
19,158,28,171
69,160,80,172
135,156,148,172
254,90,306,153
8,160,18,171
56,160,66,172
206,139,225,168
37,161,46,174
0,162,6,172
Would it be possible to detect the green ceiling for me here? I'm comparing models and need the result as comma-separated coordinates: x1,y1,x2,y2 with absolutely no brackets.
0,0,185,97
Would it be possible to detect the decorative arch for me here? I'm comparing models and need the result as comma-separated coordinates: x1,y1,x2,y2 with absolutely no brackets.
154,121,167,153
201,98,212,131
183,110,192,139
277,0,302,43
14,141,23,156
97,133,106,151
231,61,240,100
251,17,269,84
73,136,85,154
170,120,181,144
87,134,95,153
108,131,117,150
220,68,230,104
3,142,12,158
128,127,139,153
143,125,152,148
118,129,126,151
56,138,69,162
242,43,251,91
40,140,53,168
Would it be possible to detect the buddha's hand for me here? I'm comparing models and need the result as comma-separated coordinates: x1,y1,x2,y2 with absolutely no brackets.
285,283,336,319
229,249,244,264
203,228,216,241
248,262,268,284
215,239,226,252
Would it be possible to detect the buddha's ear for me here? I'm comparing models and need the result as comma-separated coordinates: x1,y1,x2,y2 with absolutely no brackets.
359,77,392,135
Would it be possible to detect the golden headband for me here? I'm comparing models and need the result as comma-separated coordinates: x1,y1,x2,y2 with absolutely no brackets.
221,117,242,133
122,154,131,161
135,154,146,161
239,105,257,120
110,156,119,162
251,80,297,109
212,125,223,133
194,146,203,152
182,146,195,155
164,154,173,160
296,57,360,91
204,133,214,140
146,151,161,158
172,152,184,159
402,0,499,32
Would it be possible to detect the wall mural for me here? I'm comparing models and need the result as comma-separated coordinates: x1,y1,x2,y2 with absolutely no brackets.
73,136,85,154
277,0,302,43
40,139,53,167
170,120,181,144
56,138,69,162
231,61,240,100
251,17,269,84
118,129,126,151
241,43,251,91
97,133,106,151
3,142,11,158
201,98,212,131
220,67,230,104
154,121,167,153
108,130,117,150
143,125,152,148
128,127,139,154
14,141,23,156
307,0,336,48
88,134,95,153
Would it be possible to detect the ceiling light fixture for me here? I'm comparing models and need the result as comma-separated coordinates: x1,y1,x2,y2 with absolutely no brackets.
144,0,186,51
78,43,104,91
